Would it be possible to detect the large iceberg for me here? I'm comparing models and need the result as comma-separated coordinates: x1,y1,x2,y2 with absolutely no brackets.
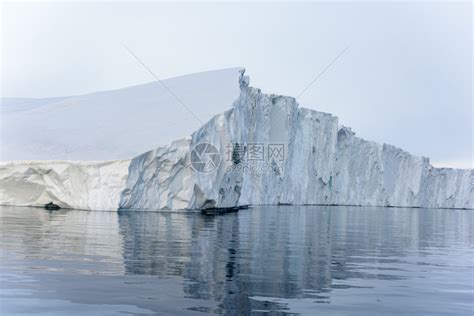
120,71,473,210
1,70,472,210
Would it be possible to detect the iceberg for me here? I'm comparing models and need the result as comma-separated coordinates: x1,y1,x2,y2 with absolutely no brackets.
120,70,473,210
1,69,472,210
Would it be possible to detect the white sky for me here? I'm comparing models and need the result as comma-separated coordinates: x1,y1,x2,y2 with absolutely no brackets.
1,1,472,168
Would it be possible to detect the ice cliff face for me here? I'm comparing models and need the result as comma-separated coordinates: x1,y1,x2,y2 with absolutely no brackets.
119,139,194,210
0,160,129,210
120,72,473,210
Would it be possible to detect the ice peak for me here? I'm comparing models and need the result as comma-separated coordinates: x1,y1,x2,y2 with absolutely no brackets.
239,68,250,89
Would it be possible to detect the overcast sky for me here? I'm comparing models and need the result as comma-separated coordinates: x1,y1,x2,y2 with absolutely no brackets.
1,1,472,168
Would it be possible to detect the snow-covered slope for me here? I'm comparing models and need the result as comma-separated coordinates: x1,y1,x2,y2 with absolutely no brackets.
120,72,473,210
1,68,241,161
0,160,129,210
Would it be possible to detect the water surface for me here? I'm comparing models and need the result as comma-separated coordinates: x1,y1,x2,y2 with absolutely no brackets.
1,205,473,315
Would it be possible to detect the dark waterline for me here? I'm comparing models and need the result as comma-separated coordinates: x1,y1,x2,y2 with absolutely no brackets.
0,205,473,315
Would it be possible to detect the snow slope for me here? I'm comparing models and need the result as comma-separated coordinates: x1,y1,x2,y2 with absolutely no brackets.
1,68,241,161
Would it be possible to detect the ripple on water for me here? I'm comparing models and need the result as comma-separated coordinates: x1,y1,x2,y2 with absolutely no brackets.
0,205,473,315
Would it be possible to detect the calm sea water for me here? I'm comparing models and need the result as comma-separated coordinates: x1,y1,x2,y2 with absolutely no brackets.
0,205,473,315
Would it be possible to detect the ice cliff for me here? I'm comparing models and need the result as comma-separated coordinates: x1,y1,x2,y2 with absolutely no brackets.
0,160,129,210
119,70,473,210
1,70,472,210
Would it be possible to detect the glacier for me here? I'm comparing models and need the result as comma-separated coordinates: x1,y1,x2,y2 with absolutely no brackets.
1,69,472,210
